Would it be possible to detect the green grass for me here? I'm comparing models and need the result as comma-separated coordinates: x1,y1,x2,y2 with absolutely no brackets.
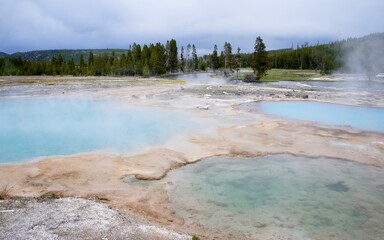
262,69,322,82
234,69,322,82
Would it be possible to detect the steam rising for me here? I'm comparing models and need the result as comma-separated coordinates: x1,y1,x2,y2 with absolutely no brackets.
343,33,384,79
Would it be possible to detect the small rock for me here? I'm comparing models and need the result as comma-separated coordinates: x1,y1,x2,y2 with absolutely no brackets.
254,222,267,228
196,106,209,110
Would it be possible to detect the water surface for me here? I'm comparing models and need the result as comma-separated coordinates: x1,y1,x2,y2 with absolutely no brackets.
0,98,198,163
242,101,384,132
265,80,384,92
165,155,384,239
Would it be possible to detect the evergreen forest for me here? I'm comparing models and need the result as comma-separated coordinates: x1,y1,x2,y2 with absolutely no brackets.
0,33,383,77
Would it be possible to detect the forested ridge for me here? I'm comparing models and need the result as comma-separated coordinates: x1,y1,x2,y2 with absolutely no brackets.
0,33,383,77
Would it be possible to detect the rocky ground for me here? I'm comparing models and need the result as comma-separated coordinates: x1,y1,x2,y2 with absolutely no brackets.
0,197,190,240
1,75,383,239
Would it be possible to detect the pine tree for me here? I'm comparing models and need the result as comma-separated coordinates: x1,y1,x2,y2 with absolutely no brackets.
68,58,76,75
224,42,233,70
165,40,170,71
169,39,178,72
88,52,94,66
252,36,269,79
87,52,95,75
235,47,241,77
186,44,191,72
180,46,185,72
211,44,219,70
192,44,198,71
112,53,120,75
126,49,134,75
79,53,86,75
219,51,225,69
132,43,142,75
119,54,127,75
151,43,166,75
141,44,151,75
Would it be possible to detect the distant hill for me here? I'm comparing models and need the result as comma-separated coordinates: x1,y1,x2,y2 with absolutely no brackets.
0,52,8,58
9,49,128,64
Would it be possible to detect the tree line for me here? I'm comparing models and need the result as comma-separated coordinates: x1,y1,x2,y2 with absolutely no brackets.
267,42,342,74
0,39,206,76
267,33,384,75
0,37,268,79
206,33,383,76
0,40,177,76
1,33,382,77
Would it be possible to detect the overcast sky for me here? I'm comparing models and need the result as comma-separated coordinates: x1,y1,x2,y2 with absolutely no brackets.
1,0,383,54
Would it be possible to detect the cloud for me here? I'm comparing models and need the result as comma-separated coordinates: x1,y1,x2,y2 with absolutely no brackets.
0,0,383,53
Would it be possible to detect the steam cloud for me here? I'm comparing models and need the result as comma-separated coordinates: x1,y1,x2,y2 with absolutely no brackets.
343,33,384,79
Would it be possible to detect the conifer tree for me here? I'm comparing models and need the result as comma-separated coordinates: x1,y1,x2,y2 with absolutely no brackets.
68,58,76,75
235,47,241,76
141,44,151,75
224,42,233,70
165,40,171,71
169,39,178,72
186,44,191,72
180,46,185,72
126,49,134,75
79,53,86,75
112,53,120,75
211,44,219,70
252,36,269,79
88,52,94,66
132,43,142,75
192,44,198,71
151,43,166,75
219,51,225,69
87,52,95,75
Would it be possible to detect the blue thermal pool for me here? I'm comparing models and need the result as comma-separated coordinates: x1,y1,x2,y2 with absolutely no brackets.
165,155,384,239
242,101,384,132
0,98,198,163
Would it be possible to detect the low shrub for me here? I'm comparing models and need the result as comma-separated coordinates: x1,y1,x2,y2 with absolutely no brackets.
243,74,259,83
0,185,11,200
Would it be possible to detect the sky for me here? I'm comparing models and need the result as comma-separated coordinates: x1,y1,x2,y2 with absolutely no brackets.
1,0,383,54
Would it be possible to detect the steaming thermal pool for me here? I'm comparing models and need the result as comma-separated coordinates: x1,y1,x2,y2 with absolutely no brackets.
242,101,384,132
165,155,384,239
0,98,199,163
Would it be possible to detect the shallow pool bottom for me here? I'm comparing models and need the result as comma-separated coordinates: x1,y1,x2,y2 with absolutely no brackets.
165,155,384,239
0,98,199,163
